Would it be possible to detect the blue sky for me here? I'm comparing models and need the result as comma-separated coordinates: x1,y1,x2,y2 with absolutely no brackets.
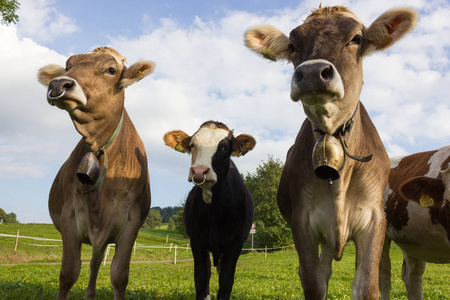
0,0,449,223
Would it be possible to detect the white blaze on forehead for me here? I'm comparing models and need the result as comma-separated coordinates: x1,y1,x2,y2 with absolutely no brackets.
190,127,230,169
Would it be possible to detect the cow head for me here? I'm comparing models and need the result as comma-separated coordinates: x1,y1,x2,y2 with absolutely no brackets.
37,47,155,151
245,6,417,134
400,164,450,209
164,121,256,203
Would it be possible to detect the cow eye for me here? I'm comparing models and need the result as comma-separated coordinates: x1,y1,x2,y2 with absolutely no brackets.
288,43,296,53
348,34,362,46
105,67,116,75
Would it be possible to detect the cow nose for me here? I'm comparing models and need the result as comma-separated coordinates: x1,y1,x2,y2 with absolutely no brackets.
48,78,75,100
294,61,335,88
190,166,210,185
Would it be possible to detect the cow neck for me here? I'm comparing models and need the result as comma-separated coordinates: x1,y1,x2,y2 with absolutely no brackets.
314,102,373,163
81,111,124,194
91,111,124,160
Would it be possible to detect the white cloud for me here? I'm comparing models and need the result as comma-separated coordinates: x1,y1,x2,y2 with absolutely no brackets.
0,25,77,178
16,0,79,43
0,0,449,222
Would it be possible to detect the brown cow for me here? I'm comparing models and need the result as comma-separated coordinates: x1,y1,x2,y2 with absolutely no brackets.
380,145,450,300
37,47,154,300
245,6,417,299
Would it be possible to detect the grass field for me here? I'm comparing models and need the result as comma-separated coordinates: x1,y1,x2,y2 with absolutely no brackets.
0,223,449,299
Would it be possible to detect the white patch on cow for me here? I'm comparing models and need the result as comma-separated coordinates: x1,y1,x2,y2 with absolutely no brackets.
189,127,230,203
50,75,87,107
383,183,393,205
389,200,450,263
389,155,404,169
425,145,450,177
204,295,211,300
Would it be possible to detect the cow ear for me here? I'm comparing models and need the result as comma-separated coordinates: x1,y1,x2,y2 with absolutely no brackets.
37,64,66,85
231,134,256,157
364,8,418,55
400,176,444,207
244,25,291,62
120,61,156,88
163,130,191,153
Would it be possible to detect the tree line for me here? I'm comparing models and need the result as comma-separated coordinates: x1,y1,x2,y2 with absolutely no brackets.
0,208,19,223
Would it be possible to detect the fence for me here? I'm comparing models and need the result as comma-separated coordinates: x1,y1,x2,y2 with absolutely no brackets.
0,231,295,265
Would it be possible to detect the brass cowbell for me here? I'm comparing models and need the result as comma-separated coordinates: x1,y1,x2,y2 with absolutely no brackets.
76,152,101,185
312,134,345,181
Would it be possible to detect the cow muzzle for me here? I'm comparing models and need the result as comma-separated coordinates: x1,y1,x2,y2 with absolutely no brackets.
189,166,213,186
290,59,344,104
47,76,87,108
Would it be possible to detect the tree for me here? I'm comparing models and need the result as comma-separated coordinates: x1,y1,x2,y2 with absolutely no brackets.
142,209,162,229
169,210,187,237
153,206,183,223
0,208,19,223
243,155,293,248
0,0,20,25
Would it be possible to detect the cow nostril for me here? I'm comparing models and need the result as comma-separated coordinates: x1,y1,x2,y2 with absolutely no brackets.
321,66,333,80
295,69,304,83
62,81,74,90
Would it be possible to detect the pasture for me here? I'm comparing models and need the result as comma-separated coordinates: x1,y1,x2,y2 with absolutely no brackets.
0,223,449,299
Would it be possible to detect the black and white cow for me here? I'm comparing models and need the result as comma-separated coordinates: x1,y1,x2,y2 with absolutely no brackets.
164,121,255,300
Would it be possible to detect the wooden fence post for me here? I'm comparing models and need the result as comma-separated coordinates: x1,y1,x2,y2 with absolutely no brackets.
14,229,19,252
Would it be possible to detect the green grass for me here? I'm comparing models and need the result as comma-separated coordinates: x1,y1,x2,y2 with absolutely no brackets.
1,223,449,299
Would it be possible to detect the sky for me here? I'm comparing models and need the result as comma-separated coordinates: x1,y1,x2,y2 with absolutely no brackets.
0,0,449,223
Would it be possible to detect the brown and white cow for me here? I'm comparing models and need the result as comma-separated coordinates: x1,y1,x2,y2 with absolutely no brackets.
245,6,417,299
380,145,450,300
37,47,154,300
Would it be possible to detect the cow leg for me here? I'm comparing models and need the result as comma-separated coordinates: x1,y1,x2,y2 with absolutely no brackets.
216,242,242,300
292,223,327,299
84,245,107,299
319,244,334,288
110,222,140,300
379,235,392,300
353,216,385,300
401,252,426,300
192,242,211,300
57,234,82,300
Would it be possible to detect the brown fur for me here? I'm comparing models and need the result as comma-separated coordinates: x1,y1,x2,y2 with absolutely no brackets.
37,48,154,300
245,6,417,299
307,6,355,19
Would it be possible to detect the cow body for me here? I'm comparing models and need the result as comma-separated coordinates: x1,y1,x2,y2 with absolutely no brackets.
245,6,417,299
380,145,450,299
164,121,255,300
37,47,154,300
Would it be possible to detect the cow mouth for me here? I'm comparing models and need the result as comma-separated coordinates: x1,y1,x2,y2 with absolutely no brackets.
47,90,87,111
292,90,340,105
189,175,215,189
191,173,207,186
47,77,88,110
